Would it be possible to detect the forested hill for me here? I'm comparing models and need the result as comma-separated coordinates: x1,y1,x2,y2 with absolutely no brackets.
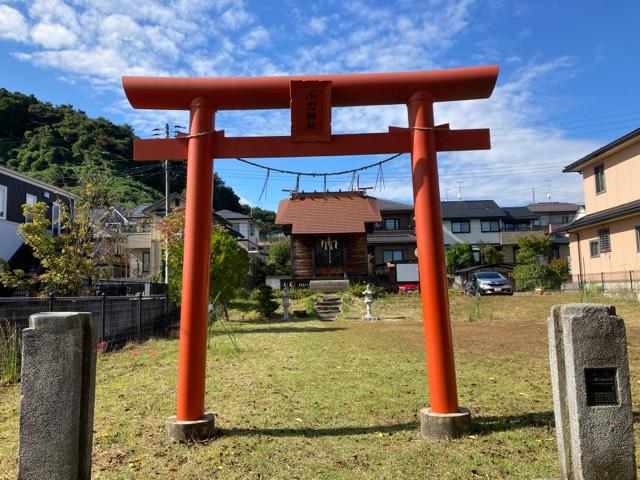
0,88,249,213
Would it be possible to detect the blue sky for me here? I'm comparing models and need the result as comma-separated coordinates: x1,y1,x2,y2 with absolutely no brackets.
0,0,639,211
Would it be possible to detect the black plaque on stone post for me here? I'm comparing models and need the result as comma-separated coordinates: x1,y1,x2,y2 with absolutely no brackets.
585,368,618,406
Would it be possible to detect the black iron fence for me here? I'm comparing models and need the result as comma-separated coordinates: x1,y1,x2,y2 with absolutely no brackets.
0,293,180,348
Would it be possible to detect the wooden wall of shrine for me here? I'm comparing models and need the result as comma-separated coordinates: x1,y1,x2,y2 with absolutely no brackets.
291,233,368,280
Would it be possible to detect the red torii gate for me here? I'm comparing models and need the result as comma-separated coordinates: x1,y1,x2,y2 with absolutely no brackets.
122,65,499,441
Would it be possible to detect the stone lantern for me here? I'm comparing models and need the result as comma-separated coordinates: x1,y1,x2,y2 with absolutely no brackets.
282,286,290,321
363,284,378,321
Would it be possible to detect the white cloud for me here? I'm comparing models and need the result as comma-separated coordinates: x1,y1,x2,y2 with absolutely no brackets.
242,26,269,50
0,5,29,42
308,17,327,35
31,22,77,48
0,0,603,207
29,0,79,31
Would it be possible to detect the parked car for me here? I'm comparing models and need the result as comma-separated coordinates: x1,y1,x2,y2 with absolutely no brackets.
464,271,513,296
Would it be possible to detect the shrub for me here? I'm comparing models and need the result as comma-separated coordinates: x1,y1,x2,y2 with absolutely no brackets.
513,264,562,291
549,258,570,283
287,287,313,300
516,235,552,264
343,283,385,298
266,238,291,275
445,242,474,274
252,285,279,318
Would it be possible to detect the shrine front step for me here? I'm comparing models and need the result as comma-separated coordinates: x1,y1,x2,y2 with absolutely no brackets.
309,279,349,293
314,297,342,321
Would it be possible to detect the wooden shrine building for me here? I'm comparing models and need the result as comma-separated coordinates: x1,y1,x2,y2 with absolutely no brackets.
276,191,381,281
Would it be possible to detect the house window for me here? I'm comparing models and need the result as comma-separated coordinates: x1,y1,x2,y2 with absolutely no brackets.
598,228,611,253
383,250,403,262
590,240,599,257
231,223,243,237
24,193,37,222
561,216,569,224
250,223,255,236
636,226,640,253
142,251,150,273
481,220,500,232
594,164,606,193
174,198,180,207
553,246,560,259
51,203,61,235
0,185,6,220
451,221,470,233
385,218,400,230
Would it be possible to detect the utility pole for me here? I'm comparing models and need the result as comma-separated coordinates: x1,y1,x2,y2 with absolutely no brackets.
532,187,536,204
164,123,170,285
153,123,186,285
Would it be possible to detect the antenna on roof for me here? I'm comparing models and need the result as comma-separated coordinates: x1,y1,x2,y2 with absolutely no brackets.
545,180,551,202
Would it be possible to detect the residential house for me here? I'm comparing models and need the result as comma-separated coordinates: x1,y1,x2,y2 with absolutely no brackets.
370,198,571,267
94,194,238,280
367,198,463,265
276,191,381,281
0,165,75,270
526,202,581,259
560,128,640,284
215,209,260,252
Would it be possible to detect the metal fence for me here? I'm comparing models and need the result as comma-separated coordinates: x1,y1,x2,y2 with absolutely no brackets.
0,294,180,348
569,270,640,292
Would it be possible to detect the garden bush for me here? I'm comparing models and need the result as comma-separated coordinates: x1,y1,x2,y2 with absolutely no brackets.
513,264,562,291
343,282,385,298
252,285,279,318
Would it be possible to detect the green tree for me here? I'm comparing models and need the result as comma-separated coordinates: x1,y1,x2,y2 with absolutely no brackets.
159,210,250,306
266,238,291,275
516,234,552,264
250,207,282,236
213,173,250,214
252,285,279,318
445,242,474,274
0,201,95,296
478,242,505,265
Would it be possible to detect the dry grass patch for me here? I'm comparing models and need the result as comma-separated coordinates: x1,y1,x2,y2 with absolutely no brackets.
1,292,639,479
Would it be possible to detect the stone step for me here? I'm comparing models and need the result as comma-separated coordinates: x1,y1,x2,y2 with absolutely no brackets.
315,306,340,313
315,301,340,307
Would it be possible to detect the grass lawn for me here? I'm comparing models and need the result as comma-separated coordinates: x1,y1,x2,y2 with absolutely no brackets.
1,292,640,479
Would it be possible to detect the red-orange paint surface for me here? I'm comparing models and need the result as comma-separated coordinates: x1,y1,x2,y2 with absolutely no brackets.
122,65,499,422
175,99,214,421
408,92,459,413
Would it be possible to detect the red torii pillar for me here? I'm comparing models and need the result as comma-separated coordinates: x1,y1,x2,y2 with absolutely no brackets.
122,65,498,442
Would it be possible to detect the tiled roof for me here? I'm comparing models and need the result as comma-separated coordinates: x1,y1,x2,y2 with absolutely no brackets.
276,191,381,234
527,202,580,213
367,232,416,244
374,198,414,212
441,200,505,219
556,199,640,232
503,207,537,220
215,209,251,220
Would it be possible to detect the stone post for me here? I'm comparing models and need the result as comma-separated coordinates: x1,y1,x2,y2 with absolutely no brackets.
18,312,97,480
282,286,290,321
362,284,378,321
548,304,636,480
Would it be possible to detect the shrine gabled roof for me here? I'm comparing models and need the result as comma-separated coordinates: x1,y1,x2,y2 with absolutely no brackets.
276,191,381,234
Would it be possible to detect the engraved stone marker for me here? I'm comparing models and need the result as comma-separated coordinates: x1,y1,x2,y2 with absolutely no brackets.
548,304,636,480
18,312,96,480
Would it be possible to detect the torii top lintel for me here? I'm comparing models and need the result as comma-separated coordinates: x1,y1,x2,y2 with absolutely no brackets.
122,65,498,111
